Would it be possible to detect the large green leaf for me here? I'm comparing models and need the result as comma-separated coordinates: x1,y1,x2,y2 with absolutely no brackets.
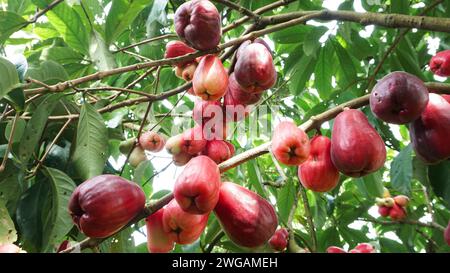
18,94,62,164
0,160,23,213
105,0,151,45
276,178,295,224
0,11,27,44
41,167,76,251
0,57,21,100
355,170,384,198
72,103,109,180
428,161,450,208
331,37,357,89
0,201,17,244
390,144,413,195
314,43,334,99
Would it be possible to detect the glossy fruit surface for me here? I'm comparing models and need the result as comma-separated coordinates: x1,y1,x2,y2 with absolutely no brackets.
298,135,339,192
202,140,233,164
181,126,207,155
378,206,391,217
389,203,407,221
174,155,221,214
164,40,196,68
331,109,386,177
268,228,289,251
214,182,278,248
145,208,175,253
430,49,450,76
370,71,429,124
271,121,310,166
326,246,347,253
139,131,165,152
68,175,146,238
193,54,228,101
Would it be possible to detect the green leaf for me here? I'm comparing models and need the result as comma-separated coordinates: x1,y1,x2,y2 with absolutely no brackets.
89,30,116,71
72,103,109,180
8,0,33,15
428,161,450,208
0,201,17,244
314,43,334,99
288,47,317,95
45,2,90,54
41,167,76,251
276,179,295,224
41,46,84,64
272,25,314,44
5,118,26,144
303,27,327,57
355,171,384,198
245,161,266,198
105,0,151,45
390,144,413,195
26,60,69,85
0,57,21,100
0,11,27,44
0,160,23,213
18,94,62,164
331,38,357,89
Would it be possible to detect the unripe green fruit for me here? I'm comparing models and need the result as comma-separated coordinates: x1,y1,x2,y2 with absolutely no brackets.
119,138,136,154
129,146,147,167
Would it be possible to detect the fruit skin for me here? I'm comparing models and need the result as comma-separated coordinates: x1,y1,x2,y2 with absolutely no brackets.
271,121,310,166
326,246,347,253
193,99,222,125
430,49,450,77
236,38,272,59
68,174,146,238
331,109,386,177
393,195,409,207
298,135,339,192
224,141,235,156
442,94,450,103
409,93,450,164
145,208,175,253
164,40,196,68
223,73,260,122
179,62,198,82
370,71,429,124
139,131,165,152
444,221,450,246
214,182,278,248
173,151,193,166
389,203,407,221
165,134,183,155
349,243,376,253
129,146,147,167
234,42,277,93
193,54,229,101
180,126,207,155
174,156,221,214
0,244,23,253
378,206,391,217
269,228,289,251
174,0,221,51
202,140,233,164
162,199,209,244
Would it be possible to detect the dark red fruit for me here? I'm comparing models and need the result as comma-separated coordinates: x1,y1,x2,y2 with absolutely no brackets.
223,73,260,122
145,208,175,253
162,199,209,245
214,182,278,248
201,140,233,164
430,49,450,77
271,121,310,166
331,109,386,177
444,221,450,246
193,54,228,101
174,155,221,214
298,135,339,192
234,42,277,93
174,0,221,51
180,126,207,155
389,203,407,221
139,131,165,152
378,206,391,217
410,93,450,164
326,246,347,253
164,40,196,68
68,175,146,238
268,228,289,251
236,38,272,59
370,71,429,124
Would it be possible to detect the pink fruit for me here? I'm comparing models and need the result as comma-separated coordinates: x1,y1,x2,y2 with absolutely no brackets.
193,54,229,101
164,40,196,68
201,140,232,164
0,244,22,253
430,49,450,77
326,246,347,253
145,208,175,253
271,121,310,166
268,228,289,251
389,203,407,221
139,131,165,152
192,99,222,125
351,243,376,253
180,126,207,155
378,206,391,217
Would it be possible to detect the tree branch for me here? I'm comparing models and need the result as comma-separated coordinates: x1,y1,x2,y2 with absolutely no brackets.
212,0,260,19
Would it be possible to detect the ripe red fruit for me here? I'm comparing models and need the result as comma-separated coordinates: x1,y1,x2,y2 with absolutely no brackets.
139,131,165,152
173,151,193,166
393,195,409,207
389,203,407,221
236,38,272,59
0,244,23,253
193,54,228,101
203,119,227,141
331,109,386,177
165,134,183,155
129,146,147,167
193,99,222,125
370,71,429,124
214,182,278,248
174,155,221,214
164,40,196,68
326,246,347,253
145,208,175,253
234,42,277,93
442,94,450,103
162,199,209,244
174,0,221,51
202,140,233,164
68,175,146,238
271,121,310,166
224,141,235,156
444,221,450,246
223,73,261,122
409,93,450,164
269,228,289,251
378,206,391,217
351,243,376,253
180,126,207,155
56,240,70,252
179,62,198,82
298,135,339,192
430,49,450,77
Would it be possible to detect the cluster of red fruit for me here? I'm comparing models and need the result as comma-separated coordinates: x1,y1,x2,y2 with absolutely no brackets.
376,190,409,221
327,243,376,253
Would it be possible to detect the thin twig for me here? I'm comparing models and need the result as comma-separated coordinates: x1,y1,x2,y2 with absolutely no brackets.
212,0,260,19
0,113,20,172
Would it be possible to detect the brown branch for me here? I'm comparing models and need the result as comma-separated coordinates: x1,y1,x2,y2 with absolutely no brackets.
360,217,445,232
21,0,64,28
212,0,260,19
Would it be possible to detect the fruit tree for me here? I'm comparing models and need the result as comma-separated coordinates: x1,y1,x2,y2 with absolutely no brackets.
0,0,450,254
